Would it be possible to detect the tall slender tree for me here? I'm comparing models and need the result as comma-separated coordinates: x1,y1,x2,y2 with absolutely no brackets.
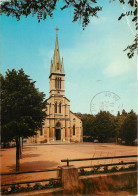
1,69,47,171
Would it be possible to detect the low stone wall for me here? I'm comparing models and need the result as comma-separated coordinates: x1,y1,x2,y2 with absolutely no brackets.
78,171,137,194
7,169,137,196
61,166,137,194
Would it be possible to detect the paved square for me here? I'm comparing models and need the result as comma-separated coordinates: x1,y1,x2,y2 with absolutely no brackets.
1,143,138,185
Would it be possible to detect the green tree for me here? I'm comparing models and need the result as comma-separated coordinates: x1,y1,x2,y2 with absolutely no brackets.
122,109,128,116
114,110,127,143
93,111,115,142
76,113,95,138
0,0,136,58
113,0,137,58
1,69,47,171
0,0,102,28
81,114,95,137
121,111,137,145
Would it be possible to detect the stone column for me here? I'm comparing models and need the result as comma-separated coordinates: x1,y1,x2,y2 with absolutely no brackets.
47,127,49,143
66,120,70,142
47,104,50,143
62,166,79,191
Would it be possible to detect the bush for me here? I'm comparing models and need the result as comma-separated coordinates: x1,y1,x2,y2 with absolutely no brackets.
103,166,109,173
92,166,100,174
110,166,118,172
1,180,62,195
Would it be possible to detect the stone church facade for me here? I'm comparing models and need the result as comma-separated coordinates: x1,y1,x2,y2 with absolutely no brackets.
28,34,83,143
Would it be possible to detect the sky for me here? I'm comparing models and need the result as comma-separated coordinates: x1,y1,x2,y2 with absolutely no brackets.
1,0,137,115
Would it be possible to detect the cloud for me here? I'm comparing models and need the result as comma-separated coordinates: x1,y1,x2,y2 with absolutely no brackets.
103,50,136,77
128,82,137,88
61,34,105,71
61,44,99,70
39,16,136,81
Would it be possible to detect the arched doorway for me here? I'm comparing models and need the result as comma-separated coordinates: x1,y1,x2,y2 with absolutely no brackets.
55,122,61,140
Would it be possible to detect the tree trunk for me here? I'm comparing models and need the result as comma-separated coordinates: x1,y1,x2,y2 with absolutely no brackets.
116,136,118,144
3,141,7,148
16,138,20,172
22,137,23,148
19,137,22,158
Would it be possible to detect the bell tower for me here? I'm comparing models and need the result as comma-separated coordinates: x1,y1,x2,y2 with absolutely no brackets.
49,28,65,97
27,29,83,144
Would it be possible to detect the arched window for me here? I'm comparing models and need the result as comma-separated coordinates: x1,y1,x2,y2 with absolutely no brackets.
55,77,57,88
55,78,61,89
57,78,58,89
73,125,75,135
55,102,57,113
60,78,61,89
59,102,61,113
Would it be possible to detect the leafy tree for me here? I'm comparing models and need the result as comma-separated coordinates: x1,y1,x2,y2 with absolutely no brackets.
112,0,137,58
114,110,127,143
76,113,95,138
114,113,121,143
120,111,137,145
0,0,102,29
0,0,136,58
77,110,137,144
1,69,47,171
122,109,128,116
81,114,95,137
93,111,115,142
128,109,135,114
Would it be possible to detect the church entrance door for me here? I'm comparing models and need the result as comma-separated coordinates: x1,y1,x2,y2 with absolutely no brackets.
55,129,61,140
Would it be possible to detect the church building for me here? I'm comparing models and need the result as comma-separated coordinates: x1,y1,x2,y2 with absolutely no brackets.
28,32,83,143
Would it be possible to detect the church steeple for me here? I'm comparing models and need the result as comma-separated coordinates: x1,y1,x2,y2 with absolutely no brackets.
49,29,65,97
50,29,65,76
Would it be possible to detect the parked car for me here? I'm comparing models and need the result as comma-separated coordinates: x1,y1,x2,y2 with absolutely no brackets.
94,139,99,143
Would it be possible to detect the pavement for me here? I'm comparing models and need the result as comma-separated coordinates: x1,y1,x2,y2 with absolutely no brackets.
1,142,138,186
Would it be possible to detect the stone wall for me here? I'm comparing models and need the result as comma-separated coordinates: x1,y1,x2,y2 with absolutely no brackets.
61,166,137,195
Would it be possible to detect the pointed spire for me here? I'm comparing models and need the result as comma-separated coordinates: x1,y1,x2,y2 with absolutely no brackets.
50,59,53,73
61,57,64,73
50,29,65,76
55,27,59,36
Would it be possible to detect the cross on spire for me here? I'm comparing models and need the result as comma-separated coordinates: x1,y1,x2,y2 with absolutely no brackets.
55,27,59,37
